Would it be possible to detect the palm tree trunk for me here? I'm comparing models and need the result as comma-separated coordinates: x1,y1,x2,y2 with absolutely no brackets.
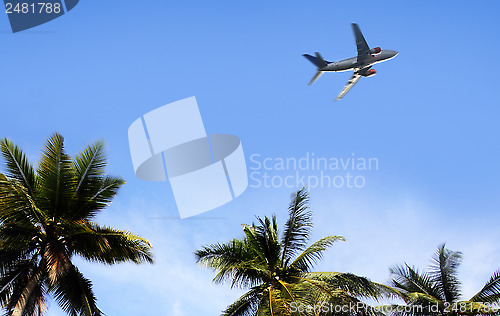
11,268,43,316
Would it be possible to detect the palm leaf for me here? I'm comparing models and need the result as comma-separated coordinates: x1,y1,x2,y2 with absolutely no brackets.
72,141,106,195
0,224,39,257
74,176,125,220
0,139,35,196
222,287,262,316
470,269,500,303
35,133,74,219
390,264,441,301
289,236,344,272
280,188,312,267
68,222,153,265
51,265,102,316
429,244,462,303
304,272,382,299
0,175,45,227
195,239,268,288
245,216,281,269
288,274,369,314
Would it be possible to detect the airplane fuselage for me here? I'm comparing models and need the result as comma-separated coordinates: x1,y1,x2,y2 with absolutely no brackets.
320,49,398,72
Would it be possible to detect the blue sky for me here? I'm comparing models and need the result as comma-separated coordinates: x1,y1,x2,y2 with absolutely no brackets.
1,1,500,315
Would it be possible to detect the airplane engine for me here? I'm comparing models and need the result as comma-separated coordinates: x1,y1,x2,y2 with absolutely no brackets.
363,69,376,77
370,47,381,55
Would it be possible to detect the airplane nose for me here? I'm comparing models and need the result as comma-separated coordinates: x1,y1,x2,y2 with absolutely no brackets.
392,50,399,57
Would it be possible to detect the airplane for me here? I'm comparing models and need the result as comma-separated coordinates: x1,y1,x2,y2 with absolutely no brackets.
303,23,398,101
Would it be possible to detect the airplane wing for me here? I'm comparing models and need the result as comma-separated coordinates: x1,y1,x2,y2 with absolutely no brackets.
352,23,370,61
336,72,362,101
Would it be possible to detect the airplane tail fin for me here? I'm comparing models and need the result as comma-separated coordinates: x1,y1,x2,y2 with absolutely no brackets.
303,52,328,68
303,52,328,85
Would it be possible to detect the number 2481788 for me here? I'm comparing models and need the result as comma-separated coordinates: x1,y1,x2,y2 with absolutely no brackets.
5,2,62,14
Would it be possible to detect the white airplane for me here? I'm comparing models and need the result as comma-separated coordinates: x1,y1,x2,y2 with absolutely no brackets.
304,23,398,101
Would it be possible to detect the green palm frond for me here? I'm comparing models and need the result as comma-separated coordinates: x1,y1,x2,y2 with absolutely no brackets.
304,272,382,299
373,282,405,300
68,223,153,265
470,269,500,303
74,176,125,220
289,274,373,314
244,216,281,269
289,236,344,273
267,287,293,316
0,139,35,196
70,141,117,221
222,287,262,316
35,133,74,219
429,244,462,303
72,141,106,195
0,223,39,256
390,264,441,301
0,175,45,228
51,265,102,316
195,239,268,288
280,188,312,267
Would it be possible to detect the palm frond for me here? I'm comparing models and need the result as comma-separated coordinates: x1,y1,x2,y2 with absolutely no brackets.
68,222,153,265
50,265,102,316
0,139,35,196
289,236,344,272
470,269,500,303
72,141,106,195
245,216,281,269
0,175,45,228
390,264,441,302
35,133,74,219
195,239,268,288
429,244,462,303
372,282,405,300
304,272,382,299
74,176,125,220
267,287,293,316
222,287,262,316
0,224,39,256
289,274,368,314
280,188,312,267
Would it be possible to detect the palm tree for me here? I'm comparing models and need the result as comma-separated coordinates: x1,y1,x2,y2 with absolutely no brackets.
389,244,500,316
195,188,391,316
0,134,153,316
